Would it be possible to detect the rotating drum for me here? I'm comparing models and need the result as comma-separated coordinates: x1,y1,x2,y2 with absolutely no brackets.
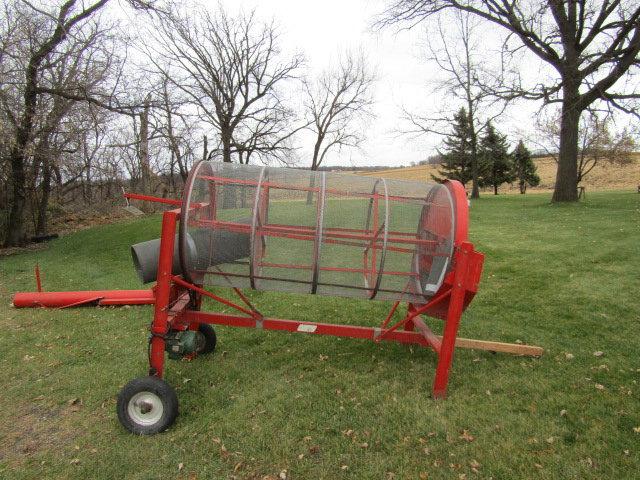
179,161,465,304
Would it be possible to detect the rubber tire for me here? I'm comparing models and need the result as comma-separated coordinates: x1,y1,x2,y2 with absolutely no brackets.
197,324,217,355
116,376,178,435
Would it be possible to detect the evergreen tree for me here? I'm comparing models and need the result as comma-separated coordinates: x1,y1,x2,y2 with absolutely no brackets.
479,122,515,195
431,108,473,186
512,140,540,194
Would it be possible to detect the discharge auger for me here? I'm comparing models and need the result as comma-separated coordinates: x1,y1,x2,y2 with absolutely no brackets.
13,162,542,434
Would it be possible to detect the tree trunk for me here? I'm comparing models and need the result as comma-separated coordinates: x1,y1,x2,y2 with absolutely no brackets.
202,134,208,161
493,183,498,195
84,151,93,204
222,131,232,163
4,60,38,246
552,92,581,202
4,147,27,246
470,130,479,199
221,131,235,208
467,95,480,199
519,180,526,194
139,98,150,195
306,173,317,205
35,154,52,236
307,142,321,205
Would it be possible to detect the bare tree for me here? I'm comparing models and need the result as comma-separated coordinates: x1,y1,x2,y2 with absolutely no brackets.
303,52,375,173
0,0,153,246
149,6,303,164
536,110,635,184
378,1,640,202
156,74,197,184
231,99,303,166
1,0,112,246
399,11,505,198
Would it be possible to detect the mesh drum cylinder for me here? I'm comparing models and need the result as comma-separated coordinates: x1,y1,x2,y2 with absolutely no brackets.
179,162,460,304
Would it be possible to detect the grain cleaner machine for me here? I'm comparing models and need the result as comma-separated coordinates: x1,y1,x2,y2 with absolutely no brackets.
13,162,542,434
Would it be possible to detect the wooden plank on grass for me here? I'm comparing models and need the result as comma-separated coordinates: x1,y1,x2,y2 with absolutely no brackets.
434,336,544,356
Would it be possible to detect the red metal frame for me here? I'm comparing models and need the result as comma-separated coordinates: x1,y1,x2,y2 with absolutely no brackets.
142,197,483,397
13,181,488,398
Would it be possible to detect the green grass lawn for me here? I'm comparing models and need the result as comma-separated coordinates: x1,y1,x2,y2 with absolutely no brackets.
0,190,639,479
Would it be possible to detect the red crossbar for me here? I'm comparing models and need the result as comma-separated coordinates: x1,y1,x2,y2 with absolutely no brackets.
183,311,434,349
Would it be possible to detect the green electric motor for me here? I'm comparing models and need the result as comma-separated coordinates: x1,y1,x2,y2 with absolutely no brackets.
163,330,204,360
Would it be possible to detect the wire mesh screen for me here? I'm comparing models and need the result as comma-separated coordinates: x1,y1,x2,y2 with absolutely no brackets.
180,161,455,303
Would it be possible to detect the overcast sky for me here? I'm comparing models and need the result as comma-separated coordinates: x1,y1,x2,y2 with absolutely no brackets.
213,0,543,168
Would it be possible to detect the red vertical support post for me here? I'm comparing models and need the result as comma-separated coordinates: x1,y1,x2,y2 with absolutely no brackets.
432,241,472,399
149,211,178,377
35,264,42,292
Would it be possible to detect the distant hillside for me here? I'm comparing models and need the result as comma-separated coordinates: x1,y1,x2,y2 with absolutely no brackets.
358,155,640,193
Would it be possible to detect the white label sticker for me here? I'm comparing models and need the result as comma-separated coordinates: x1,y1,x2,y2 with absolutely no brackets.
297,324,317,333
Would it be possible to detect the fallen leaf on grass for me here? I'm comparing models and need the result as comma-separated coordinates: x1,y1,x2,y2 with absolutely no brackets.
419,473,428,479
593,351,604,357
459,430,475,442
178,463,184,471
279,469,287,480
565,353,574,360
633,426,640,434
560,409,568,417
303,436,312,442
68,398,83,411
359,442,368,449
308,445,320,455
340,465,348,470
469,459,481,469
70,459,80,465
594,383,605,390
582,457,596,468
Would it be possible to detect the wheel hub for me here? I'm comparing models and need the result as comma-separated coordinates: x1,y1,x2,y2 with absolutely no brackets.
128,391,163,426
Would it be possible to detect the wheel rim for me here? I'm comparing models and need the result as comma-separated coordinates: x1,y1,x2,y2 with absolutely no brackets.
127,391,164,426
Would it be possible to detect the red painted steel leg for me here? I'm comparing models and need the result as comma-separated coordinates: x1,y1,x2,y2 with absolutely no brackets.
432,242,472,399
148,212,178,377
404,304,415,332
35,264,42,292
